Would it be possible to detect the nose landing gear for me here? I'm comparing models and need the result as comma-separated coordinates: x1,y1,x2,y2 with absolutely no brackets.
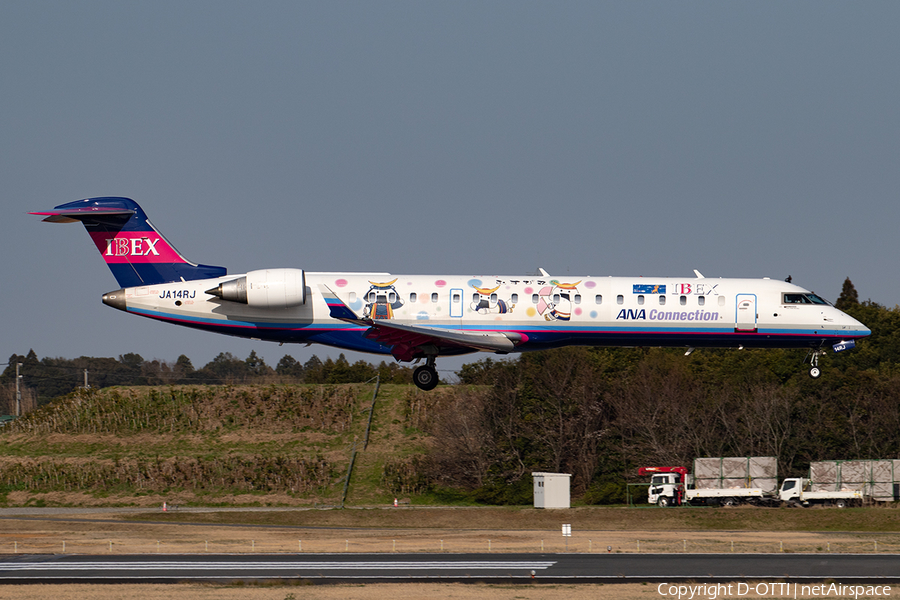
805,348,825,379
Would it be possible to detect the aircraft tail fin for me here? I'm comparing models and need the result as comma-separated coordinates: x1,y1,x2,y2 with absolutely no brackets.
31,197,227,288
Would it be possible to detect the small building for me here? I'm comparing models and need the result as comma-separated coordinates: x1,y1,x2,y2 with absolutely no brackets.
532,472,571,509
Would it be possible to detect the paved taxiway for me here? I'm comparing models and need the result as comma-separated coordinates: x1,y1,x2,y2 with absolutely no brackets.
0,553,898,584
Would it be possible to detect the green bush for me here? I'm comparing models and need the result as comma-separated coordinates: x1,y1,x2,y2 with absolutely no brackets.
473,477,533,505
582,479,627,505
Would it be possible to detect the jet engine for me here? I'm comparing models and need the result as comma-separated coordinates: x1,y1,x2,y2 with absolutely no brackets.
206,269,306,309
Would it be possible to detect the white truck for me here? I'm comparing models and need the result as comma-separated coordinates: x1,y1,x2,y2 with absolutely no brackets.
778,477,862,508
641,468,863,508
642,467,687,507
808,460,900,503
641,467,771,507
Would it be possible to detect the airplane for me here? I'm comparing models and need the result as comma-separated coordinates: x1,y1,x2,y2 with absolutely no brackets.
32,197,871,390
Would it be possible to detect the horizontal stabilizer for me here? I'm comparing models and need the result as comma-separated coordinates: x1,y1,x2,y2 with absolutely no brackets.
30,207,135,224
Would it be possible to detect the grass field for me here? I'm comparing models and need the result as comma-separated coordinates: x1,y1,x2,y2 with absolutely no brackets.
0,383,442,508
2,505,900,556
0,582,711,600
141,503,900,533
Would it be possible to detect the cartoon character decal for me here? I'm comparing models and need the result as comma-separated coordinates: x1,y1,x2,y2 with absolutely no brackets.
537,280,581,321
470,284,515,315
363,279,404,320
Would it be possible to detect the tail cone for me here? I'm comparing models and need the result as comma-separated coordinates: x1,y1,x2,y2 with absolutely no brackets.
102,289,127,312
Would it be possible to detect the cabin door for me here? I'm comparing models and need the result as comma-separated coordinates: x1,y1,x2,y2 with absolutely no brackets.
450,288,464,318
735,294,758,332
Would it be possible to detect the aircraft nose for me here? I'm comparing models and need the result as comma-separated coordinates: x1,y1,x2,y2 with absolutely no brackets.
102,289,127,312
842,311,871,337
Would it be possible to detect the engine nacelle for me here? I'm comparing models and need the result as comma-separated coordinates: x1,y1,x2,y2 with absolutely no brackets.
206,269,306,309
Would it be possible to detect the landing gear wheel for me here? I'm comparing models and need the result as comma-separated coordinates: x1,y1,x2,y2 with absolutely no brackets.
413,365,439,391
805,348,824,379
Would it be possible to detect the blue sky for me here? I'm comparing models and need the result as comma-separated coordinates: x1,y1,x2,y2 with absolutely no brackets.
3,2,898,377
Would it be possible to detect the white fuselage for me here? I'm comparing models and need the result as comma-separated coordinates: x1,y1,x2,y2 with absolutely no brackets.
105,272,869,358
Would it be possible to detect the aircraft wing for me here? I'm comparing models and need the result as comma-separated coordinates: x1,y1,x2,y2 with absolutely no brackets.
318,285,523,359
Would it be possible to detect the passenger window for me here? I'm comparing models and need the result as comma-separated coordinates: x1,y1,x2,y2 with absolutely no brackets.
595,295,603,305
617,295,624,305
431,292,438,303
659,295,666,306
718,295,725,307
553,294,561,304
491,293,498,303
409,292,416,303
698,296,705,306
680,295,687,306
574,294,581,304
367,292,376,302
349,292,357,302
511,293,518,304
388,292,396,303
452,293,460,303
532,294,539,304
473,293,480,303
637,295,645,305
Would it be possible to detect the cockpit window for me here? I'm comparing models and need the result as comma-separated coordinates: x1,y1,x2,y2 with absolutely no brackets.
783,293,831,305
783,294,808,304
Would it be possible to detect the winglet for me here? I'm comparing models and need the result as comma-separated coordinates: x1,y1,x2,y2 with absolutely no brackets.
318,284,367,324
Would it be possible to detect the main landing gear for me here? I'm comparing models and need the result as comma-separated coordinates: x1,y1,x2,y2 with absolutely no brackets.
413,356,439,391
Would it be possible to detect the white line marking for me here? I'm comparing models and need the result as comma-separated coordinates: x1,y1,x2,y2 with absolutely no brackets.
0,560,557,571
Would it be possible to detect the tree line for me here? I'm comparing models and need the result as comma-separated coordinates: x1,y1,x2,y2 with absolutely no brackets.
0,349,414,411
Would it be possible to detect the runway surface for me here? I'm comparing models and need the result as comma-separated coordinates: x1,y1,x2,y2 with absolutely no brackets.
0,552,898,584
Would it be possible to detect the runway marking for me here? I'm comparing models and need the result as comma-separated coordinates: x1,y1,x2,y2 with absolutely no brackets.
0,560,557,571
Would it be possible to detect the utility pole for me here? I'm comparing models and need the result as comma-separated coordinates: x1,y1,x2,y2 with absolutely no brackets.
15,362,23,417
84,369,89,389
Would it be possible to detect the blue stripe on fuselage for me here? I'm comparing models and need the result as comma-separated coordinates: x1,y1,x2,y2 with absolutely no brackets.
126,306,862,354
